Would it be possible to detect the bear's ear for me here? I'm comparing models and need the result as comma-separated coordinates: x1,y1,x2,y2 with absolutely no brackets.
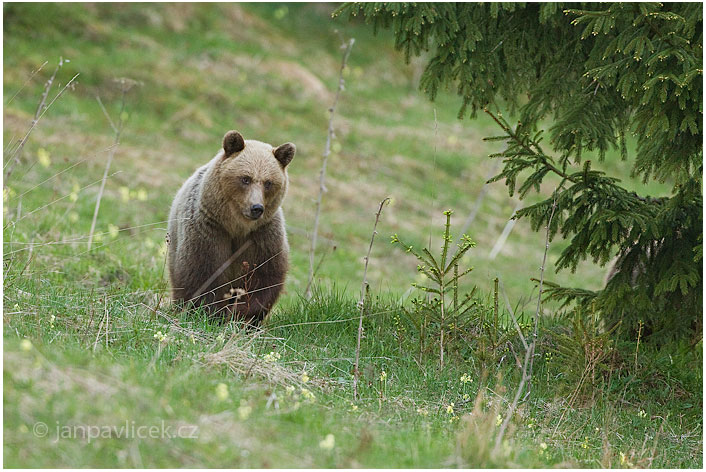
223,131,245,156
273,142,296,168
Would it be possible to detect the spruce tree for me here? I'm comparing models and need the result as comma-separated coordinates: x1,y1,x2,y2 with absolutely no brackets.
337,3,702,341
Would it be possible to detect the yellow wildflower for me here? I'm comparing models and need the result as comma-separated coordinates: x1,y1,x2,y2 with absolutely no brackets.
539,442,548,455
263,351,281,363
319,433,335,450
69,183,79,202
37,148,51,167
215,383,229,401
238,403,252,420
300,388,315,402
153,331,169,343
619,452,634,467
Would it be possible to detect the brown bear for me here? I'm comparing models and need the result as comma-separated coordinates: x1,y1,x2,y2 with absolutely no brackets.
167,130,295,324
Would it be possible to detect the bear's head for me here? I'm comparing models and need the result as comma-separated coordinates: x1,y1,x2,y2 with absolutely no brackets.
215,130,295,229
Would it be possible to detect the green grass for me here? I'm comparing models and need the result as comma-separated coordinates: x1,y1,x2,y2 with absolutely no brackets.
4,284,701,467
3,3,701,468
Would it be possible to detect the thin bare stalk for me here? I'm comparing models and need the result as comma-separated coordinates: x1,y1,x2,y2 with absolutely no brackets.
453,263,458,332
5,58,78,182
305,38,355,299
449,159,501,260
93,296,108,353
190,241,253,300
439,277,445,369
95,95,118,133
353,197,390,401
428,108,439,248
88,79,135,251
493,277,499,348
8,171,120,229
5,60,48,106
634,319,643,373
498,277,528,351
526,192,558,389
488,200,523,260
494,191,557,452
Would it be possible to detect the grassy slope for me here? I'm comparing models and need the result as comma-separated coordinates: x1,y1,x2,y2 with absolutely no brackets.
3,3,701,468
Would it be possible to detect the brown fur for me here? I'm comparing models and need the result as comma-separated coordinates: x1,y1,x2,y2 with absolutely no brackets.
167,131,295,324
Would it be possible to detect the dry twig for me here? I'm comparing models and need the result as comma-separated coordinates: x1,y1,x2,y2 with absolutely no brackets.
87,78,137,250
305,37,355,299
353,197,390,400
4,58,78,183
449,159,501,260
494,191,557,452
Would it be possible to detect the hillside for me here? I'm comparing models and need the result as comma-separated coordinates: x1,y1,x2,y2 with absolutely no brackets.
3,3,700,468
4,2,673,301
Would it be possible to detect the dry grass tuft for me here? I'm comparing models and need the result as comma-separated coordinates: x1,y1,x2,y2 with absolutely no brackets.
197,330,306,388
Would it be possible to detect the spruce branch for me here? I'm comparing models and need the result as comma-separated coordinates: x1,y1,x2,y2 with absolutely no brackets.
345,0,701,341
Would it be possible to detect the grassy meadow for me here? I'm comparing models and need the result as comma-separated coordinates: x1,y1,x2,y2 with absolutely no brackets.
3,3,702,468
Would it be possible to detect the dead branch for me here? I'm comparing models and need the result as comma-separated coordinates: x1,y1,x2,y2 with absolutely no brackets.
353,197,390,400
87,78,137,250
494,190,557,452
5,58,78,184
305,37,355,299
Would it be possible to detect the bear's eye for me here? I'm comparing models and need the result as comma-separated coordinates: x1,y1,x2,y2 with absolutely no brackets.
240,176,252,185
264,180,272,191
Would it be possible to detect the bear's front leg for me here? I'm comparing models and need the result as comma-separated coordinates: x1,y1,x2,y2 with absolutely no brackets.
233,251,287,325
171,235,238,317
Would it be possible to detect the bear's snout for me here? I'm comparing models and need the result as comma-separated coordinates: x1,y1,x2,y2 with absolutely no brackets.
249,204,264,219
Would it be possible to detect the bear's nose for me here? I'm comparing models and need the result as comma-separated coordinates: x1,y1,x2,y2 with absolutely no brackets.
249,204,264,219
